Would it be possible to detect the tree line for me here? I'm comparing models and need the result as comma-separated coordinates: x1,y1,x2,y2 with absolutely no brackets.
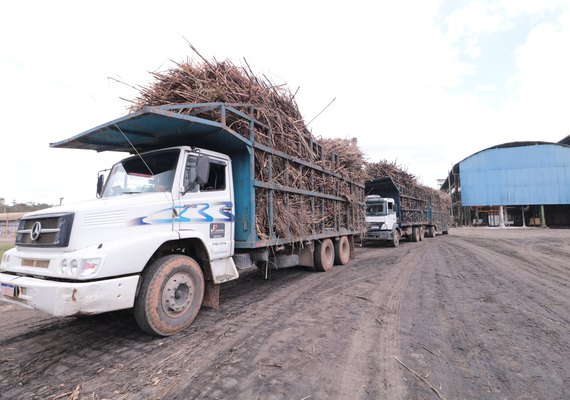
0,199,53,213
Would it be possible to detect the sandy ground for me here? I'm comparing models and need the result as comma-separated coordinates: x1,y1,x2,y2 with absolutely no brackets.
0,227,569,399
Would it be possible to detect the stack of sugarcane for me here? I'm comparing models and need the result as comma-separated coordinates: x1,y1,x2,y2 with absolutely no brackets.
127,47,365,240
365,160,451,224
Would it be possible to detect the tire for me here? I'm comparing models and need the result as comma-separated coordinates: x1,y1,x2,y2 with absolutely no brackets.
419,227,425,241
134,255,204,336
334,236,351,265
314,238,335,272
428,226,436,238
390,230,400,247
411,227,420,242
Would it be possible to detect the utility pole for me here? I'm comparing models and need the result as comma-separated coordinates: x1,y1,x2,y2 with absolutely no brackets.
540,205,547,228
0,198,3,236
499,205,506,228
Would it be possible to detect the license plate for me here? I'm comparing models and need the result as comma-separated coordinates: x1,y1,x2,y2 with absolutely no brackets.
371,225,379,230
0,283,15,297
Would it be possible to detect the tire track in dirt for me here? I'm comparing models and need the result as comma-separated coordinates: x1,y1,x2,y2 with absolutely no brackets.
398,232,570,400
445,235,570,399
333,242,423,399
163,245,408,399
450,236,570,326
463,236,570,285
2,229,569,399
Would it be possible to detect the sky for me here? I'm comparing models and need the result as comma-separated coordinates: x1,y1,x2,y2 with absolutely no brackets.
1,0,569,206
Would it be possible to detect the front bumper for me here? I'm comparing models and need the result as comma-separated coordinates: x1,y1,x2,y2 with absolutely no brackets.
363,230,393,241
0,273,139,316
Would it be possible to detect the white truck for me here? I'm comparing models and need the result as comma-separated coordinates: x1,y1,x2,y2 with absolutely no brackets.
363,177,449,247
0,103,364,336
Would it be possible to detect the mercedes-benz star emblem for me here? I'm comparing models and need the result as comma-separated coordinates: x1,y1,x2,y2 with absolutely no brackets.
30,221,42,241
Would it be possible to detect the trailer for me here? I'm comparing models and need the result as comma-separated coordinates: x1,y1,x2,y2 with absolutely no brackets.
363,177,449,246
0,103,365,336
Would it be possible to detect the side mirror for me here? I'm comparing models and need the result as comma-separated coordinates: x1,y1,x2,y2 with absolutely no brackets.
195,154,210,185
183,154,210,194
96,174,105,198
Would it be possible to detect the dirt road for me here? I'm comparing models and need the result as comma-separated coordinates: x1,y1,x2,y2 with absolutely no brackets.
1,228,569,399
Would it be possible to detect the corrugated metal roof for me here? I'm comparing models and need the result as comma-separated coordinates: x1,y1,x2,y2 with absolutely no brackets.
460,143,570,206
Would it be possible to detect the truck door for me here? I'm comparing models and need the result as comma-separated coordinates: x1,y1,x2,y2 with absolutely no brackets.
178,153,234,259
386,200,398,229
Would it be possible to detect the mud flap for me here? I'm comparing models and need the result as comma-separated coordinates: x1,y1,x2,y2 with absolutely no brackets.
202,280,220,310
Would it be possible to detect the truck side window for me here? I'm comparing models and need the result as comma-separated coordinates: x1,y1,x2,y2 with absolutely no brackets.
201,161,226,191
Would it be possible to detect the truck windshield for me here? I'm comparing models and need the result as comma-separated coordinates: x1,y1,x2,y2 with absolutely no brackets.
102,149,180,197
366,203,386,216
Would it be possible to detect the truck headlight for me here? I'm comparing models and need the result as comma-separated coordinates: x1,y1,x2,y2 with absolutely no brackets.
79,258,102,277
60,257,102,277
69,259,79,275
60,259,68,274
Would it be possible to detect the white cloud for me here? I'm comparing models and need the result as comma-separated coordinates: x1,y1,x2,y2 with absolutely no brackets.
1,0,569,205
504,7,570,140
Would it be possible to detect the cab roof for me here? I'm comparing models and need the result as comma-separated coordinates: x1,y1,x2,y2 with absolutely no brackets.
50,103,254,154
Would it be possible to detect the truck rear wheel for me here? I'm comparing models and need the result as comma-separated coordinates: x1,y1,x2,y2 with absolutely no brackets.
315,238,335,272
411,227,420,242
419,227,425,241
334,236,351,265
428,226,436,238
134,255,204,336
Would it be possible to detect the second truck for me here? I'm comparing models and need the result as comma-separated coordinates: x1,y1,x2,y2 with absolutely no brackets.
363,176,449,247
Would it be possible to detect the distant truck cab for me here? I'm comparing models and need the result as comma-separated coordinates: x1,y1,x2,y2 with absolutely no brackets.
365,195,397,237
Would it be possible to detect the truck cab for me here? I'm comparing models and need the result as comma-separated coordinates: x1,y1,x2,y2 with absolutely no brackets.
365,195,396,230
364,195,400,246
0,145,240,333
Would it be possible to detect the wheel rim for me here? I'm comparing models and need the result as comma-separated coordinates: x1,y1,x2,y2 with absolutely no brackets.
162,272,194,318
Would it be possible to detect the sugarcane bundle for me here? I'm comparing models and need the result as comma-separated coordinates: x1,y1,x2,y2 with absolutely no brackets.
127,48,365,240
365,160,451,213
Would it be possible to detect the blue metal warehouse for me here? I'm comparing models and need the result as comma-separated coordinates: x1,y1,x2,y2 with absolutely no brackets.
442,140,570,227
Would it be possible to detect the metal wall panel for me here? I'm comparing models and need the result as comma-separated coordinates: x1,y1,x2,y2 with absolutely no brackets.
460,144,570,206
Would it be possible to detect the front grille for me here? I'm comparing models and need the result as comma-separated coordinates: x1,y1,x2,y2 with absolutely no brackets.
16,213,74,247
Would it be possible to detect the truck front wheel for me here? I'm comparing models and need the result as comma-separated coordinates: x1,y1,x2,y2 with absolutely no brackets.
391,231,400,247
315,238,335,272
134,255,205,336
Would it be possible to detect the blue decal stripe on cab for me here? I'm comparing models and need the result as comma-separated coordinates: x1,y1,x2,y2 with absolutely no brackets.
128,202,235,225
